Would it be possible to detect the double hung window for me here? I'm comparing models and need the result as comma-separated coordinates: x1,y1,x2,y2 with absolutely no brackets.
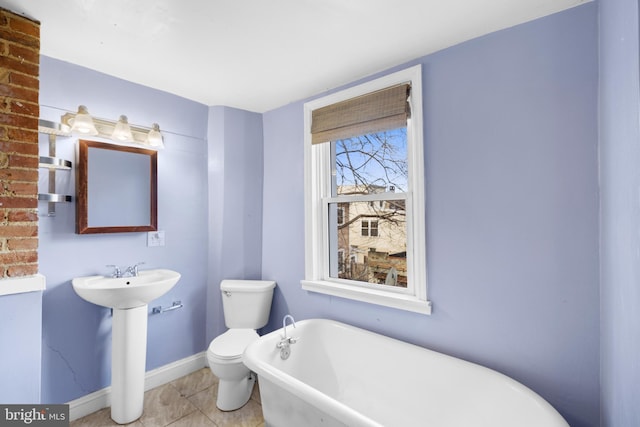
361,220,379,237
302,65,431,314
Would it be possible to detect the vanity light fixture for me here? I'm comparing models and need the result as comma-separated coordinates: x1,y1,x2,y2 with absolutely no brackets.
112,115,134,142
69,105,98,135
61,105,164,149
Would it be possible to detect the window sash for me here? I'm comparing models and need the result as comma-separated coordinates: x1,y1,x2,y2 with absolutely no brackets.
370,221,379,237
322,192,413,296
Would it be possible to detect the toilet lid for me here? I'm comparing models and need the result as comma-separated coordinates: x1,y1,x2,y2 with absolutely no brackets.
209,329,259,360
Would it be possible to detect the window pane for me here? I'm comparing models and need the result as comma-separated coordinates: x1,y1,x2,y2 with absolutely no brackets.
370,221,379,237
361,220,369,237
328,201,407,288
333,128,407,197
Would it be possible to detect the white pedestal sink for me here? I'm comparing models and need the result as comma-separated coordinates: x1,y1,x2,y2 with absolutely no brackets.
72,269,181,424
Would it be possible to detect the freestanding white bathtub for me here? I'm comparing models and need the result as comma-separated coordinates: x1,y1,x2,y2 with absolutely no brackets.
243,319,569,427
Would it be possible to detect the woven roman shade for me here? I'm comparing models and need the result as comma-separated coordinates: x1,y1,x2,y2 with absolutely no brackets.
311,83,411,145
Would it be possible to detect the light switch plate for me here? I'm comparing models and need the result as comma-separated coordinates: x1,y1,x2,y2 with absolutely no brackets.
147,230,165,247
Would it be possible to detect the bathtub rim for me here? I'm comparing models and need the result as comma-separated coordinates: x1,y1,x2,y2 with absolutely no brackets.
243,318,568,427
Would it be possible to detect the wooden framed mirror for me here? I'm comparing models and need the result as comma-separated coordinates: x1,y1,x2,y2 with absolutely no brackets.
76,139,158,234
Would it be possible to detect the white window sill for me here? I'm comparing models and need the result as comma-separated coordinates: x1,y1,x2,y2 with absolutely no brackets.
301,279,432,315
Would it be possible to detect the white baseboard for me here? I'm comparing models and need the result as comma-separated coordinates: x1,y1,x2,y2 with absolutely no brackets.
67,352,207,421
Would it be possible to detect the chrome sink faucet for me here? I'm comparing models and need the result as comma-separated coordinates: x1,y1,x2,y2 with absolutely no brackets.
107,262,145,278
277,314,298,360
124,262,145,277
107,265,123,278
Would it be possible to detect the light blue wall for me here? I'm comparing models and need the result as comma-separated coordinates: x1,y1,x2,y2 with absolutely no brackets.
206,106,264,343
599,0,640,425
37,56,210,403
0,291,42,403
262,4,599,426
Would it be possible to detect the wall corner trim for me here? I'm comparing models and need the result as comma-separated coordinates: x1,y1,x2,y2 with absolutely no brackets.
0,274,46,297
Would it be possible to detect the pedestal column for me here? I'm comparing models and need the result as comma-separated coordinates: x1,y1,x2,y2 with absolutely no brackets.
110,305,147,424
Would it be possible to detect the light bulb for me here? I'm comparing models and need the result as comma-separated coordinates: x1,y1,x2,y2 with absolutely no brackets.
112,115,133,142
146,123,164,148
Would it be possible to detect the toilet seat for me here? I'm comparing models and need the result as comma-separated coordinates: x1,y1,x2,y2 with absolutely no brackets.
209,329,259,361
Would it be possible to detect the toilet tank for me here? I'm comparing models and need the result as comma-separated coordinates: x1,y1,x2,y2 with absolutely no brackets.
220,280,276,329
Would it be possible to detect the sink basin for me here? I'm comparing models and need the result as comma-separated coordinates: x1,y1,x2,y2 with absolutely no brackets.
72,269,181,309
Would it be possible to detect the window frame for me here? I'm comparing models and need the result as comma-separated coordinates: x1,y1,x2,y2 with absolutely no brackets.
370,220,379,237
360,219,380,237
302,65,431,315
361,220,370,237
337,206,344,225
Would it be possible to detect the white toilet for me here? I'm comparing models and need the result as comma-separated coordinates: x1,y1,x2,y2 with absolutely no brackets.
207,279,276,411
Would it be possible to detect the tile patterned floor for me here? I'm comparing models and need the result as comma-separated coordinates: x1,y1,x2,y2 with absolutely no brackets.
70,368,264,427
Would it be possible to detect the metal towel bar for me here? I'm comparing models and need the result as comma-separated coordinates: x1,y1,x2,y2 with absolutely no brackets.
151,301,183,314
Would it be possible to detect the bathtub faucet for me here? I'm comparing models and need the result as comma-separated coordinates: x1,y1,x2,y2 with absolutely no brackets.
277,314,298,360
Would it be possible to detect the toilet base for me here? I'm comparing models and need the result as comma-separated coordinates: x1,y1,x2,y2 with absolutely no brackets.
216,372,256,411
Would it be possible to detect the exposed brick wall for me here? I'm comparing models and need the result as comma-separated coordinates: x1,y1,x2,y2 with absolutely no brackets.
0,7,40,278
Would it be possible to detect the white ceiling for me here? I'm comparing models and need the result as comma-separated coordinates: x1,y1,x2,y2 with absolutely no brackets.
2,0,587,113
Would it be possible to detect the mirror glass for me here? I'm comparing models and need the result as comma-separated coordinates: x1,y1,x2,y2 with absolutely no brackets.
77,140,157,234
